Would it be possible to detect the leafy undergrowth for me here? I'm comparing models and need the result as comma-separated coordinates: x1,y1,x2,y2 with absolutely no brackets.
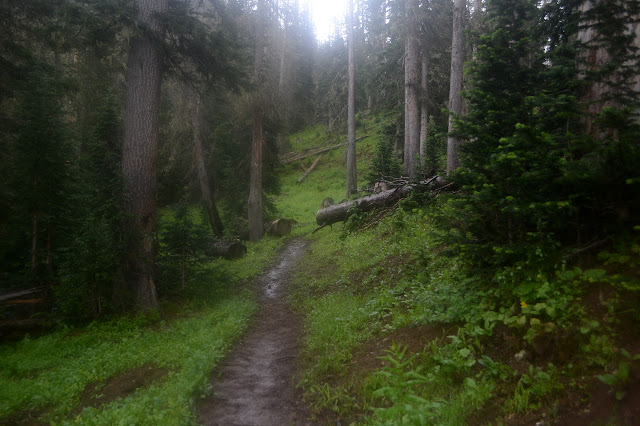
0,235,288,425
278,113,640,425
290,207,640,425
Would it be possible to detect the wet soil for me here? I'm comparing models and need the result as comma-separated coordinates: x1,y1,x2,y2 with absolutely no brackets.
197,238,314,426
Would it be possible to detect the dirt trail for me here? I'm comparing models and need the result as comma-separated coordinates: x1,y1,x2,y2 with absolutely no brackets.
197,238,313,426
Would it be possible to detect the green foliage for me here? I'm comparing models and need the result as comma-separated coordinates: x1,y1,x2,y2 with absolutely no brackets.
366,118,402,186
157,202,212,296
598,349,640,401
437,0,640,269
422,117,447,174
57,85,126,318
0,296,255,423
2,59,73,287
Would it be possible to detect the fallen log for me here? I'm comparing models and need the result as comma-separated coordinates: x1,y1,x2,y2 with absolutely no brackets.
297,153,324,183
315,186,412,226
314,176,450,227
280,135,370,165
208,240,247,259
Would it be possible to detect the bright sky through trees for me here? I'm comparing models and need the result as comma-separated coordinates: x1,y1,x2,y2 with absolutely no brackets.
305,0,346,42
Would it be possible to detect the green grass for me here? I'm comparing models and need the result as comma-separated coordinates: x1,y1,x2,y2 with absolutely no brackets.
281,113,640,424
275,116,379,228
0,218,289,424
0,297,255,424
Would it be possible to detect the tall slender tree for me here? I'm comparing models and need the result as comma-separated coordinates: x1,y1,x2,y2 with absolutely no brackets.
419,43,429,161
404,0,421,177
190,91,224,238
122,0,169,309
446,0,466,174
248,0,267,241
346,0,358,197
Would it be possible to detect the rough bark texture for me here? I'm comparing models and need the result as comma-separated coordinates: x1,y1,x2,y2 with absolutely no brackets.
315,186,412,226
346,0,357,197
122,0,168,309
577,0,640,138
404,0,421,177
446,0,465,174
248,106,264,242
190,93,224,238
248,0,267,242
420,49,429,160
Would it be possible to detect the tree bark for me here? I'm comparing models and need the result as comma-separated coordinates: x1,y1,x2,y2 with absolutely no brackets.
297,153,324,183
446,0,465,174
404,0,421,177
248,0,267,242
420,47,429,160
190,92,224,238
346,0,357,197
122,0,168,310
316,186,413,226
577,0,640,138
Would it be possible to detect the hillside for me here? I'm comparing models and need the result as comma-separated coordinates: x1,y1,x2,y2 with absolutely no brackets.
275,114,640,424
1,112,638,424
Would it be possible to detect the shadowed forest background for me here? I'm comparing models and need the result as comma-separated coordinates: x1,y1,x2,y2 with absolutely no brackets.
1,0,640,424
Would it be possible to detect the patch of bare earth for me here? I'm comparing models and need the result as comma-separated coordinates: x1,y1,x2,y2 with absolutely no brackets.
0,364,170,425
73,364,171,415
197,238,313,426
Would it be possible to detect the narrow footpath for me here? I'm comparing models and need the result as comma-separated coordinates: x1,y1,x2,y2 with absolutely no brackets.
197,238,313,426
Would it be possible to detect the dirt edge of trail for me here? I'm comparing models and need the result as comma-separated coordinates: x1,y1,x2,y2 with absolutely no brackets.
197,238,314,426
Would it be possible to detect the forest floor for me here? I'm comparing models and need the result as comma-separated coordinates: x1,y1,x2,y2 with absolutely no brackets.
196,238,314,426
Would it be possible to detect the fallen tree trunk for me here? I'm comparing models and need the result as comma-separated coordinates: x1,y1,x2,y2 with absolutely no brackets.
297,153,324,183
315,176,450,227
266,218,296,237
280,135,370,165
315,186,412,226
208,240,247,260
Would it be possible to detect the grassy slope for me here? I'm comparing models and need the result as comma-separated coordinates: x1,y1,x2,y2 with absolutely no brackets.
277,115,640,425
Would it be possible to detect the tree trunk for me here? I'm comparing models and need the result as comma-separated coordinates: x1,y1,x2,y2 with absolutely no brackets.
30,209,37,279
248,0,267,242
404,0,420,177
297,153,324,183
190,92,224,238
316,186,413,226
577,0,640,138
420,48,429,160
446,0,465,174
122,0,168,309
346,0,357,197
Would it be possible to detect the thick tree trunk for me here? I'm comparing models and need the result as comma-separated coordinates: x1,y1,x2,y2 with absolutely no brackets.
248,106,264,242
446,0,465,174
577,0,640,138
420,49,429,160
122,0,168,309
346,0,357,197
266,218,294,237
190,93,224,238
404,0,421,177
248,0,267,242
